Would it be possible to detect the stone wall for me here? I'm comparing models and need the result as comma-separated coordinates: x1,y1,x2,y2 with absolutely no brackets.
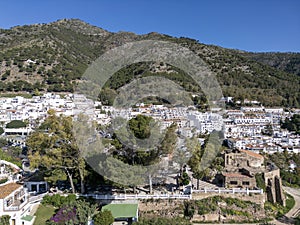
264,168,285,206
192,192,265,206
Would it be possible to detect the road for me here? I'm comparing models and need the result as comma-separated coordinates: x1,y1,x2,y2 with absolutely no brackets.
269,186,299,225
283,186,300,218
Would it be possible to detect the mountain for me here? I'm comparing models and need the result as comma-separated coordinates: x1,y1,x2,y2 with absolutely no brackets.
240,52,300,76
0,19,299,107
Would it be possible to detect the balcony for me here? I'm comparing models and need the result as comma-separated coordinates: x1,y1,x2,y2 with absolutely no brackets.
3,190,28,212
4,198,28,211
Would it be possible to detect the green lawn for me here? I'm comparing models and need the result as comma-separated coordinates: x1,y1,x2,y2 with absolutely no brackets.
33,204,56,225
102,203,138,219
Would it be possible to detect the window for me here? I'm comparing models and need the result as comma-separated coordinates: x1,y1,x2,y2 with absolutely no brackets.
31,184,37,192
242,181,250,185
6,197,13,207
40,183,46,192
230,181,238,185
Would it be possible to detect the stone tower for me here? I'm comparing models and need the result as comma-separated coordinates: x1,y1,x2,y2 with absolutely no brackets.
264,165,285,206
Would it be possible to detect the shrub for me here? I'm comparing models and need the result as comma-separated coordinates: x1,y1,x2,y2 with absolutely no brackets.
48,206,77,225
42,194,77,208
6,120,26,128
0,215,10,225
0,178,8,184
255,173,266,191
184,201,195,219
93,210,114,225
0,149,22,167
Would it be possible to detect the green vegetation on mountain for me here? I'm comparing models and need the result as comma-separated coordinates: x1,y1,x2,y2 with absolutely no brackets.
241,52,300,76
281,114,300,135
0,19,299,107
267,152,300,187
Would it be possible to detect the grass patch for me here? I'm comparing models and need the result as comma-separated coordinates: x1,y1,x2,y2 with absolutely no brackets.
284,193,295,214
33,204,55,225
264,193,295,219
0,149,22,168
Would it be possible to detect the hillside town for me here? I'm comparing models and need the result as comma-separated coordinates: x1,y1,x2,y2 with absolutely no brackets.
0,93,299,154
0,93,299,224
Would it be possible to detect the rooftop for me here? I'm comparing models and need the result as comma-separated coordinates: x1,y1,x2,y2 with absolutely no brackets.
0,182,22,199
240,149,264,159
223,173,251,178
21,215,34,222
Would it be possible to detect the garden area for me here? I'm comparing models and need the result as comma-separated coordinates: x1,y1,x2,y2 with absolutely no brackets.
33,194,114,225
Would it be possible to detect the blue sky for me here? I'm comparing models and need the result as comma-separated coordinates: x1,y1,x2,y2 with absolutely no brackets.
1,0,299,52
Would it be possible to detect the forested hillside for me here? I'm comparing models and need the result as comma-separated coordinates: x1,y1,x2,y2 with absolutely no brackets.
0,19,299,107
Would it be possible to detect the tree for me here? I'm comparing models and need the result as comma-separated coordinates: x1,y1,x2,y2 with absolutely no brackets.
183,201,195,220
187,136,202,189
159,123,177,156
97,156,146,192
281,114,300,135
179,171,190,186
6,120,26,128
188,131,223,188
0,138,8,148
99,88,117,106
27,110,88,193
128,114,153,139
74,199,98,225
93,210,114,225
262,123,274,136
0,127,4,135
211,156,224,172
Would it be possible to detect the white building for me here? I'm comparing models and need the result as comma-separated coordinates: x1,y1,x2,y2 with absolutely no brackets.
187,111,223,134
0,183,35,225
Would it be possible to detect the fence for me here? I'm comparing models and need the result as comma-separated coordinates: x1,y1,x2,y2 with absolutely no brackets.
79,193,192,200
28,192,48,203
192,188,264,195
27,188,263,203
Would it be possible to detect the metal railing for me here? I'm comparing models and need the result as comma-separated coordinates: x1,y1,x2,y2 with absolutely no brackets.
191,188,264,195
28,193,48,203
4,199,28,211
79,193,192,200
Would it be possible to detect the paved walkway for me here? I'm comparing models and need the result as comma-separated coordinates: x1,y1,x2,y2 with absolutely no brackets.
283,186,300,218
29,203,40,216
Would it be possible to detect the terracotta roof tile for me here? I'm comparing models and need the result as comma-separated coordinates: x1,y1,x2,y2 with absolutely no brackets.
223,173,249,178
240,149,264,159
0,183,22,199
